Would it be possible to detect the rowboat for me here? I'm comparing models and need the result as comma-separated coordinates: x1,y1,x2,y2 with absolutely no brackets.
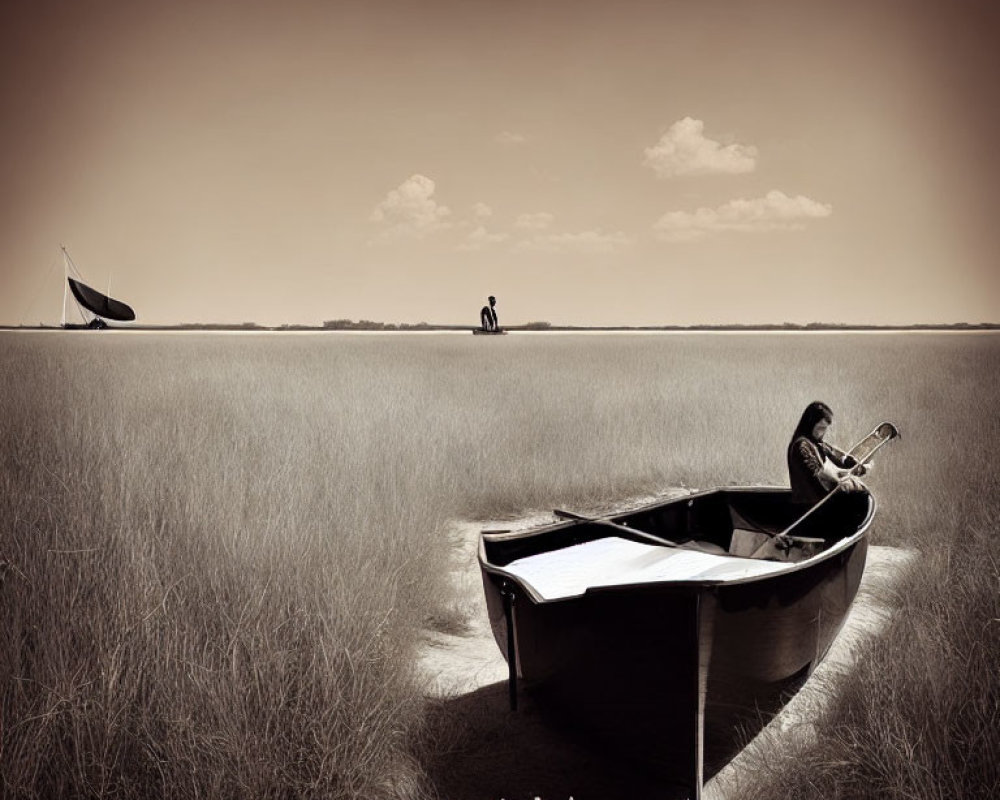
478,485,876,799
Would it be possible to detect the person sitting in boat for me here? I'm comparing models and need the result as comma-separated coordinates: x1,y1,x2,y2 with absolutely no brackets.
480,295,499,331
788,402,868,501
787,402,869,537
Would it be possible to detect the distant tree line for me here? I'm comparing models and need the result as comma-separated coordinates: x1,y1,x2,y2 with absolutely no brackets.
11,319,997,332
322,319,434,331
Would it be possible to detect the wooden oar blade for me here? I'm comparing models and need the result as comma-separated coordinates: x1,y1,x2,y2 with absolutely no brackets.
848,421,901,463
877,422,900,440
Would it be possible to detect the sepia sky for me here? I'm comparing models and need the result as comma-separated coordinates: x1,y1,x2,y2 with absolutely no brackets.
2,0,998,327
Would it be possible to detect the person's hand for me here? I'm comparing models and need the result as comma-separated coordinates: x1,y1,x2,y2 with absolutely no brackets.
839,475,864,492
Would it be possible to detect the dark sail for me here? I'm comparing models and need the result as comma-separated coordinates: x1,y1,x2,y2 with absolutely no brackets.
67,278,136,322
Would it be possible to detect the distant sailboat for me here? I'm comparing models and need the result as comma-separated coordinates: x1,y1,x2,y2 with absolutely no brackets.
60,246,136,329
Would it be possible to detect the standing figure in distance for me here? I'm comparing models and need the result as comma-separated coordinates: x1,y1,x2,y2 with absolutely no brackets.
480,295,499,332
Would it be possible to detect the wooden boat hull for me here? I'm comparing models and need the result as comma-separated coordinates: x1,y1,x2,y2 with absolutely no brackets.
479,487,873,797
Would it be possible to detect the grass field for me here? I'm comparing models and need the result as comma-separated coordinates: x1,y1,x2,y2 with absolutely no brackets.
1,331,997,799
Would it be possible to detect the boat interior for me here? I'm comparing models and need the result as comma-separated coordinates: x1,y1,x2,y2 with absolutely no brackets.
481,489,873,599
490,490,806,564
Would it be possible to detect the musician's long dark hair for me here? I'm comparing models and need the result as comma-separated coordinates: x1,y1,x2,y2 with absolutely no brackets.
791,401,834,444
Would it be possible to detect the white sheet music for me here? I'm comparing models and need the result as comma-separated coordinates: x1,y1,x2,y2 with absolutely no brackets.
504,537,789,600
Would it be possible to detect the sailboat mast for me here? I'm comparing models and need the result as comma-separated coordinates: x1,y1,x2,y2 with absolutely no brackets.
61,245,69,327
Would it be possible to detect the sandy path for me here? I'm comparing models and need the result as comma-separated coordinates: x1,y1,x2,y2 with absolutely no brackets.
417,499,916,800
704,543,917,799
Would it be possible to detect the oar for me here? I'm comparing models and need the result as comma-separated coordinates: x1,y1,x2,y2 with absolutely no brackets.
553,508,681,548
553,509,730,555
752,421,901,557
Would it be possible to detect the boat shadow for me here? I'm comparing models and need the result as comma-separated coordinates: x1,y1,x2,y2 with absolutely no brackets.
421,680,699,800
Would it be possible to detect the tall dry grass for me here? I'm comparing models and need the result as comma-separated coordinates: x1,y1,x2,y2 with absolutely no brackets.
1,335,457,799
726,335,1000,799
0,331,997,798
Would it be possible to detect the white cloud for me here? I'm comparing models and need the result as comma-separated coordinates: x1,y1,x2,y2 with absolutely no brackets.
495,131,527,146
472,202,493,219
457,226,509,251
643,117,757,178
369,174,452,239
514,212,555,230
514,230,634,254
652,190,833,242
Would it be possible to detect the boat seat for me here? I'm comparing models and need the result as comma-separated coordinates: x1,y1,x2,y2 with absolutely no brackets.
683,539,729,555
730,528,823,562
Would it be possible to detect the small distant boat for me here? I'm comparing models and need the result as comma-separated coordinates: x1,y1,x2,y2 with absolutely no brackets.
60,247,135,328
472,328,507,335
479,485,876,799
